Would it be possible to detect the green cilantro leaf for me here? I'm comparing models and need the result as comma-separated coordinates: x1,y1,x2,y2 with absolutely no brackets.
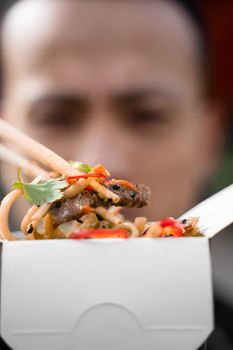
13,170,68,206
68,161,92,173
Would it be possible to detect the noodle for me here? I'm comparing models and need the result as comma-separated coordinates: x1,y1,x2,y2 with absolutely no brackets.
133,217,147,237
145,223,162,237
90,181,120,203
31,203,51,223
44,214,54,235
64,178,91,199
95,207,122,225
109,207,122,216
31,203,51,232
114,222,139,237
0,189,22,241
21,205,38,234
80,213,99,229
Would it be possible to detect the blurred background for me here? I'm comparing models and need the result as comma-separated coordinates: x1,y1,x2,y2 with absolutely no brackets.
0,0,233,350
200,0,233,191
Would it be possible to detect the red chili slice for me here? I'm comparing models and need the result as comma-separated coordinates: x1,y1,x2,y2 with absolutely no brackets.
159,217,184,237
67,164,109,184
69,229,129,240
159,217,176,227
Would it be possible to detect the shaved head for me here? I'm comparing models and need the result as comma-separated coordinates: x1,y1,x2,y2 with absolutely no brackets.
2,0,205,93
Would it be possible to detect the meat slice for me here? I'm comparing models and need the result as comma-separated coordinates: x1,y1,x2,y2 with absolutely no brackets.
49,183,151,224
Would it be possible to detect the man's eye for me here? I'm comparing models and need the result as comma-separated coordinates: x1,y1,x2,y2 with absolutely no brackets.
41,111,74,127
30,107,84,132
125,109,167,126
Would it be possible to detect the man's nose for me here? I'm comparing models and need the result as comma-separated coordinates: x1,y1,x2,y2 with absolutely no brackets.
73,117,130,178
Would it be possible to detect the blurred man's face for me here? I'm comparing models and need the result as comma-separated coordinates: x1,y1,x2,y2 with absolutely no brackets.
2,0,221,223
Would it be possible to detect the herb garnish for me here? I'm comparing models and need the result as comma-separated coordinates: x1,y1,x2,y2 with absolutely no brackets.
13,169,68,206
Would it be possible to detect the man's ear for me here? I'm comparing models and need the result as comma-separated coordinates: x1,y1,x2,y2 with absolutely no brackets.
200,100,225,182
0,98,12,122
0,98,6,120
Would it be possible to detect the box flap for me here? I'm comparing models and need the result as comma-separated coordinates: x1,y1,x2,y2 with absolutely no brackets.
1,238,213,350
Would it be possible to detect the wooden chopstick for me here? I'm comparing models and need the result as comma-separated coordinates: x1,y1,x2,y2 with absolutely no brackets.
0,144,47,178
0,120,105,194
0,119,79,176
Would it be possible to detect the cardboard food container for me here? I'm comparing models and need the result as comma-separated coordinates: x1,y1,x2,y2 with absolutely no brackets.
0,236,212,350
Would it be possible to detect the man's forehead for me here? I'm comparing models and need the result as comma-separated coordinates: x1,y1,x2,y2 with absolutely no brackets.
3,0,199,58
2,0,201,92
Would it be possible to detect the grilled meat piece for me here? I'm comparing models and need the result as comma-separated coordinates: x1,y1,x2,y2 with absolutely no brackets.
49,183,151,224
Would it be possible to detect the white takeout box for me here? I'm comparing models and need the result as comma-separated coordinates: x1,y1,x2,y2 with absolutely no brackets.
0,237,213,350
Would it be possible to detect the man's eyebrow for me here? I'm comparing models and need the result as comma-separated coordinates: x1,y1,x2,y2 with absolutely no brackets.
113,87,181,104
29,94,87,108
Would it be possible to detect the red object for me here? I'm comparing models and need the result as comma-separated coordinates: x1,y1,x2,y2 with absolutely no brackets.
69,229,129,239
159,217,176,228
159,217,184,237
67,164,109,184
